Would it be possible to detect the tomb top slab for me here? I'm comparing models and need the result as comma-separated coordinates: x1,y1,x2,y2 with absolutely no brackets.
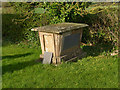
31,23,88,34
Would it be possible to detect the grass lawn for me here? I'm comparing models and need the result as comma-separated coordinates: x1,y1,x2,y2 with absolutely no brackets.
2,43,118,88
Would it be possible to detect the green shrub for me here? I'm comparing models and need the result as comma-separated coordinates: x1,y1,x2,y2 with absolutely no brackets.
6,2,91,45
3,2,118,48
84,7,118,46
2,14,25,43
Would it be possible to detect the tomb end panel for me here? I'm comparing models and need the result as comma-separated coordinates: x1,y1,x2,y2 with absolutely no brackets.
38,32,55,55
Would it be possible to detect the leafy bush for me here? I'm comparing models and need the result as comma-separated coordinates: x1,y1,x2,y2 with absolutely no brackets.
65,3,118,48
3,2,118,48
2,14,25,43
83,6,118,47
7,2,91,44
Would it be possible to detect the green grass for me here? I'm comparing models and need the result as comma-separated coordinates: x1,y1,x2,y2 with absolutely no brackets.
2,43,118,88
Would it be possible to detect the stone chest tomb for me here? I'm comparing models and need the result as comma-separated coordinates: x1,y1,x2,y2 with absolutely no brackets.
31,23,88,64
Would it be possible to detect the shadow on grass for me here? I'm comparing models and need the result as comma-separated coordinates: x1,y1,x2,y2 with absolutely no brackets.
2,58,43,75
2,53,33,59
69,42,114,63
82,42,114,57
